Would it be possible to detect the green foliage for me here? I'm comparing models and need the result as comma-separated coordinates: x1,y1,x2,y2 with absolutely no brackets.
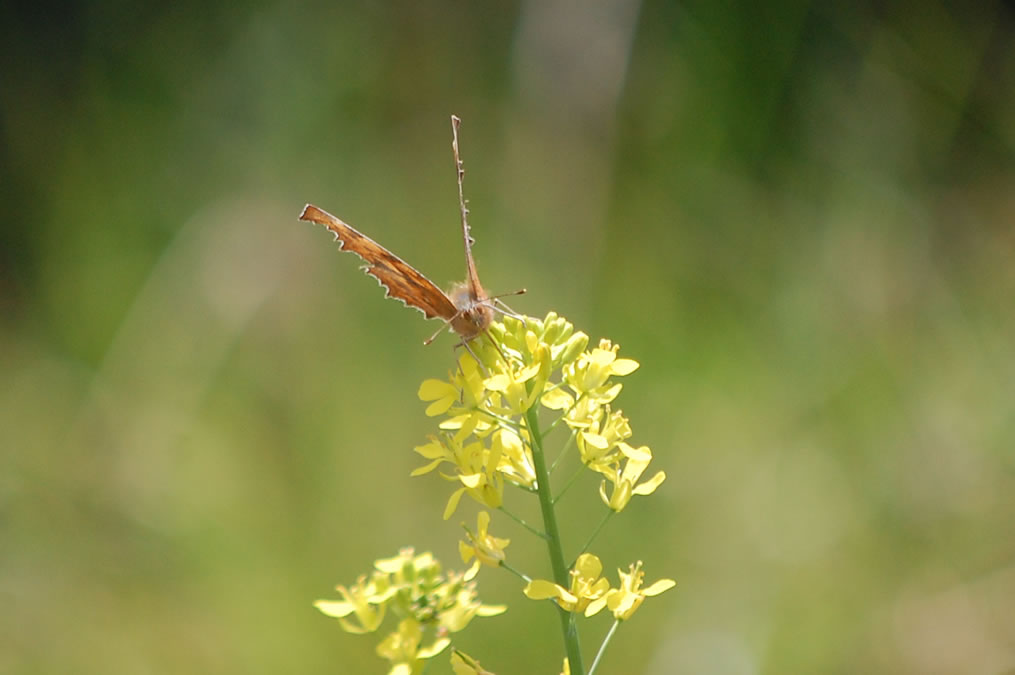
4,3,1015,673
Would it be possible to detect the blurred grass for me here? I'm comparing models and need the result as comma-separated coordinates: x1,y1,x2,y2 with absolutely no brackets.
2,1,1015,673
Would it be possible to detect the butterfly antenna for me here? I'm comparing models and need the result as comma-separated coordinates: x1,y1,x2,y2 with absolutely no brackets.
451,115,481,282
482,288,527,318
492,300,522,319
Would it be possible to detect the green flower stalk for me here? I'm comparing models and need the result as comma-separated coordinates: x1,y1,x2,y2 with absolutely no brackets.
317,313,674,674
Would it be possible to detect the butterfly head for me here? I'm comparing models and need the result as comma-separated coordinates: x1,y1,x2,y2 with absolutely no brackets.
448,281,494,340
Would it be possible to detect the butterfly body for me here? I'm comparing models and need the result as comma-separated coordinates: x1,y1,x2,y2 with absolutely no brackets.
447,281,494,340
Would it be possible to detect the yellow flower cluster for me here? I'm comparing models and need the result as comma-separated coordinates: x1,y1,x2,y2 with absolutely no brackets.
314,549,505,674
523,554,675,621
415,313,665,519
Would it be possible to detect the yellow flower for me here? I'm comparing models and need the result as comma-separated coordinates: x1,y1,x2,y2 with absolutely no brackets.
412,434,504,519
376,549,504,631
491,428,535,488
314,571,393,634
374,548,437,578
523,553,610,613
575,406,632,472
539,385,574,411
435,570,507,633
417,352,491,417
562,394,602,431
375,617,449,675
417,378,459,417
554,332,589,369
459,510,510,568
598,444,666,512
586,561,676,620
598,408,632,449
564,339,639,399
484,346,550,415
448,443,505,519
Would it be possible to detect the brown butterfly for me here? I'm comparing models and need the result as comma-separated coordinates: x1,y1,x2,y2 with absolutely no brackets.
300,116,522,345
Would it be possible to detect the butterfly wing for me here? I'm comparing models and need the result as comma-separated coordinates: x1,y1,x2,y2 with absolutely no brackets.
300,204,458,322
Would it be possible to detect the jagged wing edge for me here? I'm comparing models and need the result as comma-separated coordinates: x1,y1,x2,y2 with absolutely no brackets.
300,204,457,321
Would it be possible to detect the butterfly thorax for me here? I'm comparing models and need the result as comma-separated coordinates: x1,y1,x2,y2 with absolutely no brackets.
448,281,494,340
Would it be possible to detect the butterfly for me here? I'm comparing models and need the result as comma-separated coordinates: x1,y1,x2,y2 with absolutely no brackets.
300,116,521,345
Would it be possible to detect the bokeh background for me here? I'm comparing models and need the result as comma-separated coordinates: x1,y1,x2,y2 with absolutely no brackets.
3,1,1014,673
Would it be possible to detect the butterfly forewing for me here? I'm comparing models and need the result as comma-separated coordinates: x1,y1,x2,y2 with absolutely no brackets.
300,204,459,322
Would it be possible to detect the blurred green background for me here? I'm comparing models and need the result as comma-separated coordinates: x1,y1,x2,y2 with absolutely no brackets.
3,1,1014,673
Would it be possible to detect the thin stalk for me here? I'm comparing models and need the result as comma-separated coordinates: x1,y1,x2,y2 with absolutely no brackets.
573,511,614,565
587,619,621,675
546,395,582,434
552,465,585,506
549,430,577,473
478,409,524,431
498,506,548,540
525,404,585,674
498,560,532,584
504,478,538,494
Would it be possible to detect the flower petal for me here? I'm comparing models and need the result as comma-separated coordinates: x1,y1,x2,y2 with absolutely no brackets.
410,459,444,476
414,441,445,459
484,374,510,392
632,471,666,495
444,488,466,520
419,379,455,401
574,553,603,578
619,443,652,462
523,579,565,600
459,472,483,488
643,579,677,596
314,599,355,618
418,637,451,658
584,596,608,617
425,397,455,417
476,604,507,616
541,388,574,410
610,358,639,375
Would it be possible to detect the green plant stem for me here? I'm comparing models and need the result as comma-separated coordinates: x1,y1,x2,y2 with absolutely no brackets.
549,430,577,474
480,409,524,432
546,396,580,434
499,560,532,583
498,506,548,540
525,405,585,674
573,511,615,565
552,464,585,505
587,619,621,675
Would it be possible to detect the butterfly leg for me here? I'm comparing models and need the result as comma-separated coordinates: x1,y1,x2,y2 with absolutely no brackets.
455,339,490,377
481,330,509,364
423,320,454,346
491,298,523,319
